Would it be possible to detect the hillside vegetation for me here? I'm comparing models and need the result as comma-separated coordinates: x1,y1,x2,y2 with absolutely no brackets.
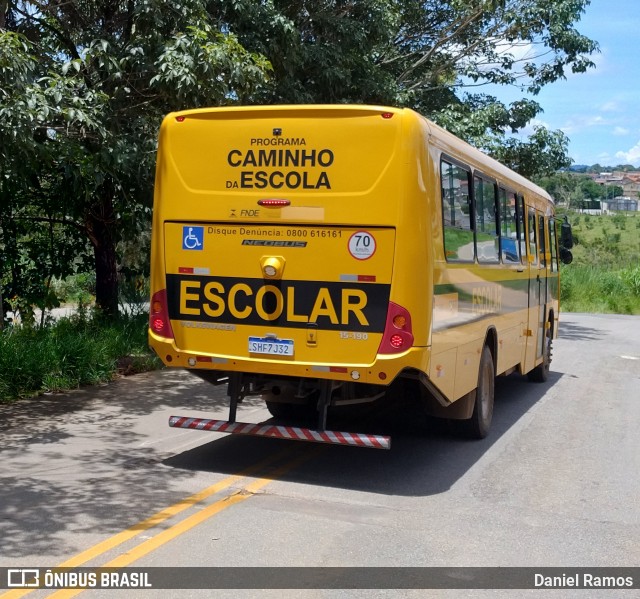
561,211,640,314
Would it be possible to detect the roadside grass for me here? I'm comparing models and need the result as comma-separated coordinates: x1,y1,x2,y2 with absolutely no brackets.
561,211,640,314
0,310,161,403
561,264,640,314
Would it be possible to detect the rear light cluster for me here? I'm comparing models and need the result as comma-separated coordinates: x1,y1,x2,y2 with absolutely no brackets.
149,289,174,339
378,302,414,354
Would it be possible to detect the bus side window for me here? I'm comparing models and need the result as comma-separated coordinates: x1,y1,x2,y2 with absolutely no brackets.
527,208,538,265
441,159,473,262
500,189,519,262
473,175,499,263
516,195,526,264
538,214,547,268
549,218,559,273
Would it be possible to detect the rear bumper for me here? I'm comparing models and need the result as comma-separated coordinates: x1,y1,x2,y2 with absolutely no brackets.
149,331,429,385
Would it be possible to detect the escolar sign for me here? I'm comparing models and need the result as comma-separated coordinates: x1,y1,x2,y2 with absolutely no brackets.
166,275,390,331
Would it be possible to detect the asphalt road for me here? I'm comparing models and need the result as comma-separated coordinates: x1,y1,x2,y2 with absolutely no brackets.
1,313,639,598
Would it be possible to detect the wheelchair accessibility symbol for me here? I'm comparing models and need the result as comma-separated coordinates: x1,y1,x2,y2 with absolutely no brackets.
182,226,204,250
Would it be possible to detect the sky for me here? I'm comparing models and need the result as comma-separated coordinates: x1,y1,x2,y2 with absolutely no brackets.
487,0,640,168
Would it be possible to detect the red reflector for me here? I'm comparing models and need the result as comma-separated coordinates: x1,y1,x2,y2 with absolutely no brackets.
257,199,291,207
179,267,194,274
329,367,348,373
381,112,394,119
357,275,376,282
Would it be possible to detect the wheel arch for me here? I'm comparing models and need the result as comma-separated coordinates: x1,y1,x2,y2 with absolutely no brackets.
484,326,498,374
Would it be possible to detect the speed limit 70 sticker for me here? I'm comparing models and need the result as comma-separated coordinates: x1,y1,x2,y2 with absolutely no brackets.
348,231,376,260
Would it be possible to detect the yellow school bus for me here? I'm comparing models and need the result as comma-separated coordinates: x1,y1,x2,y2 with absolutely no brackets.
148,105,572,448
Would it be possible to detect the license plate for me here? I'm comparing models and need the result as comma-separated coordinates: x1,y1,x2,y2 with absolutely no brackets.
248,337,294,356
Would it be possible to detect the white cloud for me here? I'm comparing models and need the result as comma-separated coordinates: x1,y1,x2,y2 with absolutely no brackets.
614,142,640,166
587,116,607,126
517,117,551,136
561,114,608,135
600,101,620,113
493,40,536,64
597,152,614,163
613,126,630,136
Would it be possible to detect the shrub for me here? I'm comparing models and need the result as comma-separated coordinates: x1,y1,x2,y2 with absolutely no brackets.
622,266,640,296
0,311,161,402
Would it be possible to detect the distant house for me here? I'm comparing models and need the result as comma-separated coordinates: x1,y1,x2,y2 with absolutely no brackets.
593,173,624,185
619,172,640,198
591,171,640,201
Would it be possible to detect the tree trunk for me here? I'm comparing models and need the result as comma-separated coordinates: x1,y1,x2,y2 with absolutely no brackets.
87,190,119,318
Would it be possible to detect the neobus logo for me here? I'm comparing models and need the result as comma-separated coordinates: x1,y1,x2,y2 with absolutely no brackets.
166,275,389,331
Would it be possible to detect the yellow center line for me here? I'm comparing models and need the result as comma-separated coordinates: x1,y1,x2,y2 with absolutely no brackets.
46,445,324,599
0,444,301,599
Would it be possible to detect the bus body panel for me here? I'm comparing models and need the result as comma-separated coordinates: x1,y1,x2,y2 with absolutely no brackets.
164,223,395,366
424,120,558,400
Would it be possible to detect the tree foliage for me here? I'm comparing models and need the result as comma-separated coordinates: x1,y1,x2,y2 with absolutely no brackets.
1,0,597,317
1,0,271,317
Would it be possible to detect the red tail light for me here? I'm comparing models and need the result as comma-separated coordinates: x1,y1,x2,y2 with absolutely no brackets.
257,198,291,207
149,289,175,339
378,302,414,354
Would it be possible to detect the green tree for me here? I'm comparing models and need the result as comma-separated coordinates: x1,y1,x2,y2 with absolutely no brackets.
1,0,270,316
606,185,624,199
580,178,607,200
214,0,597,176
389,0,597,174
535,171,579,206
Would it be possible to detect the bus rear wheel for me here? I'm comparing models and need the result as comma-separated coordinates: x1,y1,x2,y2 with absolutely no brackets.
462,345,495,439
263,386,316,421
265,400,295,419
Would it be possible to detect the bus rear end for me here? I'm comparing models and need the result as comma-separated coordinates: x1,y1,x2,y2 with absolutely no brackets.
148,105,429,447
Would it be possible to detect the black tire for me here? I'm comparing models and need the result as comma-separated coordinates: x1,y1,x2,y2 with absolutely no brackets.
462,345,495,439
528,326,552,383
265,400,295,419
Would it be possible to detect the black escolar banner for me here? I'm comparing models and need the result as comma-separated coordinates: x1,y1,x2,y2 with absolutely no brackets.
166,274,390,331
